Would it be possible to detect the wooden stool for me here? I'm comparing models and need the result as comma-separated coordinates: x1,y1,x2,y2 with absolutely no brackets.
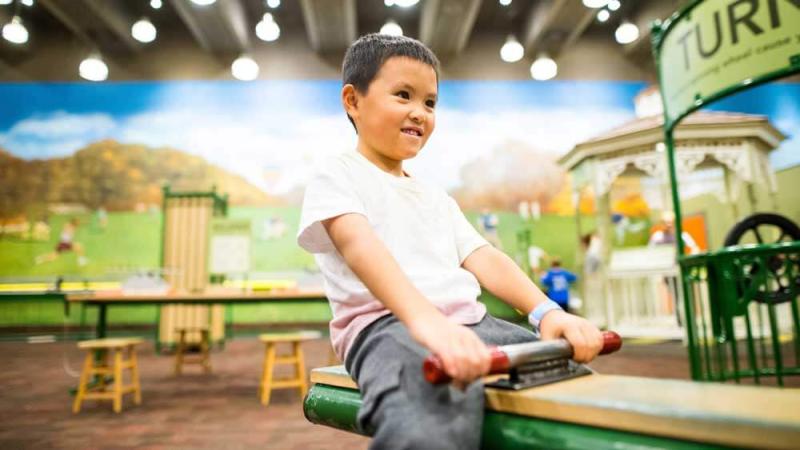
258,331,321,405
174,327,211,375
73,337,143,414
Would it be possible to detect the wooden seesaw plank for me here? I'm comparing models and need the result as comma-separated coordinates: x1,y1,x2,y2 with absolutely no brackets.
309,366,800,450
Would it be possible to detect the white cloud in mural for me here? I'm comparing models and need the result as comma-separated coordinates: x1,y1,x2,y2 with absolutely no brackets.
119,109,356,195
115,105,633,195
407,107,634,189
0,111,116,159
0,104,634,194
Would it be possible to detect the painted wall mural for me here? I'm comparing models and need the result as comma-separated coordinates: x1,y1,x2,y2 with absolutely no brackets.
0,80,798,277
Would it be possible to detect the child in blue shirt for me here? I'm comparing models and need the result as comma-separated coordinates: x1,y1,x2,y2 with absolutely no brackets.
541,259,578,312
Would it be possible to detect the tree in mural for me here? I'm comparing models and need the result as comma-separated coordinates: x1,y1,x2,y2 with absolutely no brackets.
452,140,565,212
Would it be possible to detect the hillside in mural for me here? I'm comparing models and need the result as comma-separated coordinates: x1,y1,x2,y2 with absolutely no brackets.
0,140,277,222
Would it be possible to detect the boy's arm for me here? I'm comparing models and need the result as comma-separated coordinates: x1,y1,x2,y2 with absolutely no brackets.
462,245,603,362
323,213,491,384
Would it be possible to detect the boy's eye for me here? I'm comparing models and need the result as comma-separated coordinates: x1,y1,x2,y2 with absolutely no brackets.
426,100,436,108
396,90,410,99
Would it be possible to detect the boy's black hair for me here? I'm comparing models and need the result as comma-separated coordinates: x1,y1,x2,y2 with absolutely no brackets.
342,33,440,131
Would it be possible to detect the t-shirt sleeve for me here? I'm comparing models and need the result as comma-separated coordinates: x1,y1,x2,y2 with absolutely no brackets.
446,196,489,264
297,158,367,254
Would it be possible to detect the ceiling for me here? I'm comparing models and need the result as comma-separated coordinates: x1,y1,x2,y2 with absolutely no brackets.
0,0,686,81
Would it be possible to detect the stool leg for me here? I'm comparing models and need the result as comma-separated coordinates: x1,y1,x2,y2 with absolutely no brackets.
175,330,186,376
97,349,109,392
295,342,308,399
129,346,142,405
72,353,93,413
260,343,276,406
201,330,211,374
113,349,123,413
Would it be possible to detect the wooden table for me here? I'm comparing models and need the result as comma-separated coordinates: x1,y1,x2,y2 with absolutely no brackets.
305,365,800,450
67,288,328,339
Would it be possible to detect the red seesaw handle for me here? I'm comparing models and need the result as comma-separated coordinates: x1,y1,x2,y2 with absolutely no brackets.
422,330,622,384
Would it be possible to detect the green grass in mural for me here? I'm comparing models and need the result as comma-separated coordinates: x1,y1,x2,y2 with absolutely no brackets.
0,206,589,327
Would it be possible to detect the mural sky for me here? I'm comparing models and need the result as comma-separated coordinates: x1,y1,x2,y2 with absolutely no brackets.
1,80,798,201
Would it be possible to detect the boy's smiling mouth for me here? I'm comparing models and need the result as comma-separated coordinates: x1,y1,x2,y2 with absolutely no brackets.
401,126,423,137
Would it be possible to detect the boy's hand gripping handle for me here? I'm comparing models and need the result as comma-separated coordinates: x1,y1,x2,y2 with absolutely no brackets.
422,331,622,385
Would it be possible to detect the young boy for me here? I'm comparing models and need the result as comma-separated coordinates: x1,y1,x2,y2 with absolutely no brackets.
540,259,578,313
298,33,603,449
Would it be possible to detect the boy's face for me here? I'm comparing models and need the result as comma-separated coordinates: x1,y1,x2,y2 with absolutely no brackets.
344,56,437,165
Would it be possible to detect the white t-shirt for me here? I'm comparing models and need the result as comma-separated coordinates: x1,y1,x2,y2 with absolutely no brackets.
297,150,489,360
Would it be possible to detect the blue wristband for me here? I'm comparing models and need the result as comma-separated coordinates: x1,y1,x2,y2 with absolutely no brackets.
528,299,563,332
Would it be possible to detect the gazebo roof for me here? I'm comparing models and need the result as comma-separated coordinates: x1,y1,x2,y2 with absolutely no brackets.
560,111,786,171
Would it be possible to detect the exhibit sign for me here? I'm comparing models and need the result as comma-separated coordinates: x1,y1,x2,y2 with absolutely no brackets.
655,0,800,128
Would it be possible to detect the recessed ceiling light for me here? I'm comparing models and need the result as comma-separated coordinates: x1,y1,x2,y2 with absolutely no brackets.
150,0,162,9
500,35,523,63
231,55,259,81
582,0,607,8
608,0,621,11
530,56,557,81
597,9,610,22
190,0,216,6
131,18,157,43
380,20,403,36
79,55,109,82
255,13,280,42
615,22,639,44
2,16,28,45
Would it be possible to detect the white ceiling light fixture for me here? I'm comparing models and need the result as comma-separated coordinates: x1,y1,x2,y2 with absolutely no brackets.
384,0,394,6
597,9,610,22
380,20,403,36
190,0,216,6
131,18,157,43
0,0,13,5
530,55,557,81
2,16,28,45
499,0,512,6
499,35,523,63
255,13,280,42
266,0,280,8
21,0,33,6
615,21,639,44
150,0,162,9
582,0,607,8
393,0,419,7
231,55,259,81
607,0,621,11
79,54,109,82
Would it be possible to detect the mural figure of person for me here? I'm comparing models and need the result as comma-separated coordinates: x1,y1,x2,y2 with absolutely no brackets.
35,218,88,266
648,211,699,254
96,207,108,230
540,259,578,313
477,208,502,249
527,244,546,277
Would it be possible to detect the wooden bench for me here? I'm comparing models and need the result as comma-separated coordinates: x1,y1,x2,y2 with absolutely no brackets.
73,338,143,413
304,365,800,449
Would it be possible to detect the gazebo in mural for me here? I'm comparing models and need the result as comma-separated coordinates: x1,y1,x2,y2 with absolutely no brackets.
559,104,786,338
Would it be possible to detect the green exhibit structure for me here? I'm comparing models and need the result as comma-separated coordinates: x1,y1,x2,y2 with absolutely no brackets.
652,0,800,384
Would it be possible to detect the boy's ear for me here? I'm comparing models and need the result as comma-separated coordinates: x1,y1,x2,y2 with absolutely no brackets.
341,84,359,118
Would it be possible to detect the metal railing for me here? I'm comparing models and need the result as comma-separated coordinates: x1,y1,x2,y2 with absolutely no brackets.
680,242,800,385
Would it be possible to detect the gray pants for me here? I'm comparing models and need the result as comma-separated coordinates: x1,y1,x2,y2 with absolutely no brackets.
345,313,537,450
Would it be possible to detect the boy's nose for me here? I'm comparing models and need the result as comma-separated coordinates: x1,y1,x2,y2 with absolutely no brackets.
409,108,424,123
